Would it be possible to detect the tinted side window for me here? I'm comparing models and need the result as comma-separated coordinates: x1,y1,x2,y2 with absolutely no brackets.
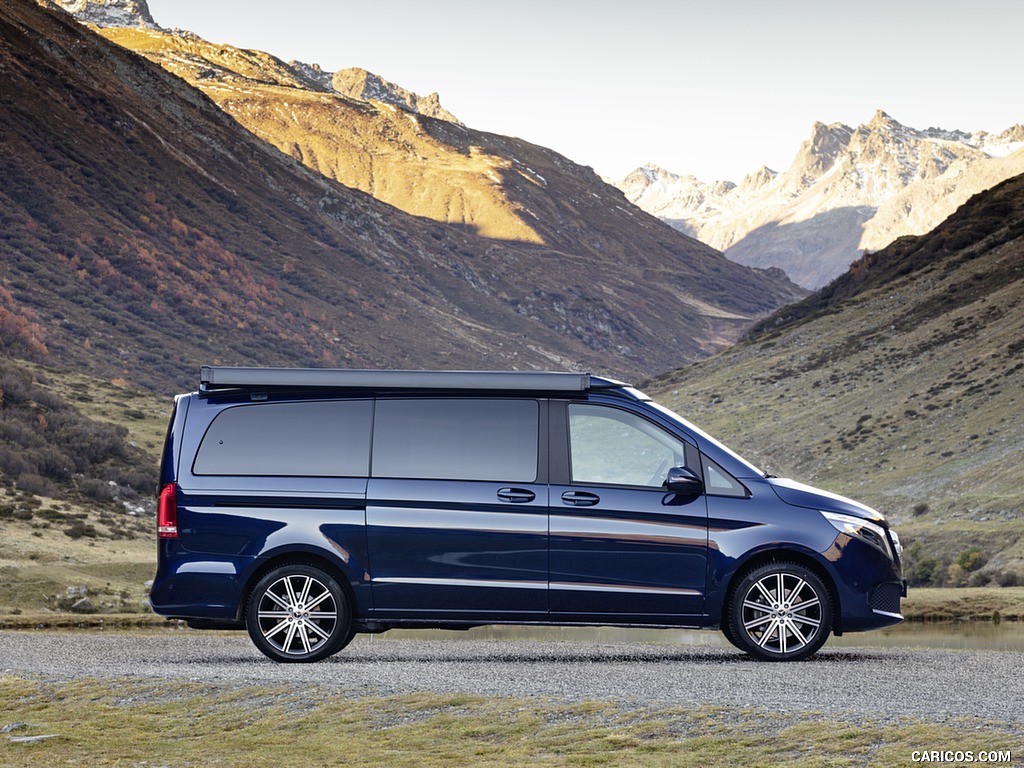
193,400,372,476
372,399,538,482
569,404,691,488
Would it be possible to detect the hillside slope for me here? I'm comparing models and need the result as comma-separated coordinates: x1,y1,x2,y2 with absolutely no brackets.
2,0,802,394
649,174,1024,584
96,24,805,322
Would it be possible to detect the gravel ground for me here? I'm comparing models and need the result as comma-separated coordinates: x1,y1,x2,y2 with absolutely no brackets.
2,631,1022,727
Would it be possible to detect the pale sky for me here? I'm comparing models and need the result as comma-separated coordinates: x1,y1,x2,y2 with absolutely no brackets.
146,0,1024,183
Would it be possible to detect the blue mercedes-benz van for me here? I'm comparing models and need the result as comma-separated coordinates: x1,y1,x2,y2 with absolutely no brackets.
151,366,905,662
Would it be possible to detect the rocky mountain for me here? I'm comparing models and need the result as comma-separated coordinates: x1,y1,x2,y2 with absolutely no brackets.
86,24,580,243
286,61,465,125
40,0,156,28
82,15,783,288
330,67,462,125
2,0,803,396
45,0,462,124
649,173,1024,583
619,111,1024,289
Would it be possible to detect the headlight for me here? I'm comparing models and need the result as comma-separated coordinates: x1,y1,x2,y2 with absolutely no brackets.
821,511,895,560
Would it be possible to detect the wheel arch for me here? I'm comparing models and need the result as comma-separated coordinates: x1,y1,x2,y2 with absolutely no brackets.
236,546,359,623
719,548,843,634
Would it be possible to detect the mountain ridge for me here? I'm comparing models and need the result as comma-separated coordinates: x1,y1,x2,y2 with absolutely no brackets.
619,111,1024,288
43,0,464,126
3,0,802,396
39,0,156,28
330,67,462,125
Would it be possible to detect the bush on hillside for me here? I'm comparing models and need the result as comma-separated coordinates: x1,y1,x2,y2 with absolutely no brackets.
0,357,154,506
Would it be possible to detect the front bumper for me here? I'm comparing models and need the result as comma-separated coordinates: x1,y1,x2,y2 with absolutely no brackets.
868,579,908,620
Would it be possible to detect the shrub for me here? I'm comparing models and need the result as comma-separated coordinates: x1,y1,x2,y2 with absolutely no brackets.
35,446,74,481
10,504,34,521
0,446,30,477
996,571,1019,587
967,571,991,587
957,547,988,572
64,520,100,539
79,477,114,502
946,562,967,587
16,472,58,498
903,541,947,587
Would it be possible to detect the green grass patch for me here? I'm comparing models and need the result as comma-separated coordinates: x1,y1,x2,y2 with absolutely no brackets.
0,676,1019,767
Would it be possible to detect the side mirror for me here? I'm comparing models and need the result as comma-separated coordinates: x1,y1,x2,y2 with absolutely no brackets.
666,466,704,497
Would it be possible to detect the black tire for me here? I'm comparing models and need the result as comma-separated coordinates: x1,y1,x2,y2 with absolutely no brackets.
720,615,743,650
336,626,357,652
726,561,833,661
246,563,351,663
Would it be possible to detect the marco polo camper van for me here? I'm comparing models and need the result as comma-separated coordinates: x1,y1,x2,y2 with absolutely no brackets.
150,367,906,662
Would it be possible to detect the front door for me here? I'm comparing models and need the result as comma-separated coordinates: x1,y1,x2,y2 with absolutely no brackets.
548,402,707,619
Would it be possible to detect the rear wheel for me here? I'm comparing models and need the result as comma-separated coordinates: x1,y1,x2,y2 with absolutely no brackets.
727,562,832,661
246,564,351,663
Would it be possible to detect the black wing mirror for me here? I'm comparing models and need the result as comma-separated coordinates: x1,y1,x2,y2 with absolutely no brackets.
666,466,704,498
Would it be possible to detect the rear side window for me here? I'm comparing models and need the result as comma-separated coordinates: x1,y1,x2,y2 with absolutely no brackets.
372,399,538,482
193,400,373,476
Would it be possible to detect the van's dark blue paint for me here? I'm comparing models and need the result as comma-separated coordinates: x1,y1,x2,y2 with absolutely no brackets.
366,477,549,614
549,485,707,618
151,373,904,658
702,479,900,633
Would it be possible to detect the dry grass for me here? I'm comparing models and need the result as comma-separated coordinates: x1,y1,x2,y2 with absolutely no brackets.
1,676,1019,767
0,492,154,618
902,587,1024,622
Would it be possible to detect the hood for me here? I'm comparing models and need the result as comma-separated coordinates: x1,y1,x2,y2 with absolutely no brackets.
767,477,885,523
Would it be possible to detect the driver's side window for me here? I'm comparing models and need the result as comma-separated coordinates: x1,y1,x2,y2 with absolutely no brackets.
569,404,693,488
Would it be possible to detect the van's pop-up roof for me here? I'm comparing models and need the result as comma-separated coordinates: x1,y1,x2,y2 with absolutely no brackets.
199,366,621,393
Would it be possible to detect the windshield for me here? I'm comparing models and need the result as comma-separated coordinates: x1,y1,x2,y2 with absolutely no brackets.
644,400,765,479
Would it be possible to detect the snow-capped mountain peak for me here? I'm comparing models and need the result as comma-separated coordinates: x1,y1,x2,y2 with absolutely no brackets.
617,111,1024,288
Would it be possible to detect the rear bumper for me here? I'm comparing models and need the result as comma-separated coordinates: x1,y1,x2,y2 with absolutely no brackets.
149,553,246,622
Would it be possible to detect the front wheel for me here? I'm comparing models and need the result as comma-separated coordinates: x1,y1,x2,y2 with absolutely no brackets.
246,564,351,663
726,562,833,661
720,615,743,651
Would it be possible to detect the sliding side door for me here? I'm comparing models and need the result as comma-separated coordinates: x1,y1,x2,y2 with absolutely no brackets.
366,398,549,618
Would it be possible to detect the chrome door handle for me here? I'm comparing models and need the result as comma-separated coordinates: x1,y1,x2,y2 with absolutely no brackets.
561,491,600,507
497,488,536,503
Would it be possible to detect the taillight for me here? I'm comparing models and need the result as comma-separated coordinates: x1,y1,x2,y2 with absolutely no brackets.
158,482,178,538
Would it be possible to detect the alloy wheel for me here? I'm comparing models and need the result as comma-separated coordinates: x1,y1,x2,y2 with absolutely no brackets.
247,564,349,662
729,562,832,661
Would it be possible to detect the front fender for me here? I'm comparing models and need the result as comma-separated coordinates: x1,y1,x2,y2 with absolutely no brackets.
707,542,840,627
